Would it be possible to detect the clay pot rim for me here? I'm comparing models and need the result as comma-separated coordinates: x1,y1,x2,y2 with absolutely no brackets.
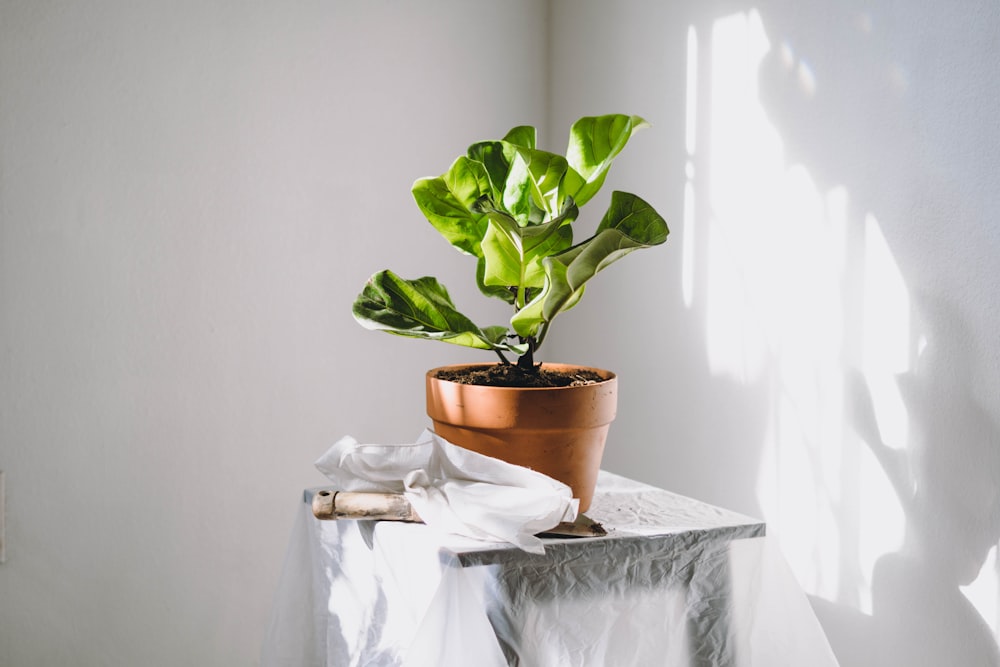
426,362,617,391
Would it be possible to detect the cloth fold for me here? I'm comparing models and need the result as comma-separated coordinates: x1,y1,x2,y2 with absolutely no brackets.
315,429,579,553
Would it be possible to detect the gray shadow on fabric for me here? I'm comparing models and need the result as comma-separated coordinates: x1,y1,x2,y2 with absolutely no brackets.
470,527,762,667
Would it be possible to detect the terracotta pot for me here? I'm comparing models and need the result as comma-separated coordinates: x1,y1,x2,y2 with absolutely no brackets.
425,363,617,513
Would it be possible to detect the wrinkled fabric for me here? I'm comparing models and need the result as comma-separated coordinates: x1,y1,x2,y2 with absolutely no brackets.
262,471,839,667
314,429,578,554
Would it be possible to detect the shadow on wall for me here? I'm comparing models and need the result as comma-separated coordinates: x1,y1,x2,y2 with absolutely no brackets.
751,2,1000,665
835,297,1000,666
682,1,1000,665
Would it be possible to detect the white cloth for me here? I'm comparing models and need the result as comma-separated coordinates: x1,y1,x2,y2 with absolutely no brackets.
261,471,840,667
314,429,579,554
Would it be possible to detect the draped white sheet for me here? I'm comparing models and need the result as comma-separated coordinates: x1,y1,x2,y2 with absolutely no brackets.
261,471,838,667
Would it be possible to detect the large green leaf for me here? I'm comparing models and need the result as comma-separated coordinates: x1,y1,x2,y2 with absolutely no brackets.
411,157,491,257
444,156,493,210
508,261,585,340
565,114,650,207
353,270,515,351
467,140,516,204
510,191,668,339
503,125,536,149
500,149,544,226
475,256,517,303
475,198,575,290
508,146,573,218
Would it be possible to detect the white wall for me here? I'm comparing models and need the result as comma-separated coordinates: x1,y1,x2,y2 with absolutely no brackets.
0,2,547,665
548,1,1000,665
4,1,999,665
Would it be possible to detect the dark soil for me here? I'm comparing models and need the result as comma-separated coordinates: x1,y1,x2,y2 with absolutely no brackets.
433,364,607,388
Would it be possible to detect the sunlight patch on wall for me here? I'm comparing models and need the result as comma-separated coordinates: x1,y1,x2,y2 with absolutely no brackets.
682,25,698,309
688,4,1000,641
855,214,909,611
701,10,776,384
688,9,910,611
861,215,910,443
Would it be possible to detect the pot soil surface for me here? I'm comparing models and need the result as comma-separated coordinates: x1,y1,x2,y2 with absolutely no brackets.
432,364,606,388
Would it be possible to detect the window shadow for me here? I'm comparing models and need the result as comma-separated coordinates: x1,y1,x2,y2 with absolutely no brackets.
692,2,1000,664
844,296,1000,666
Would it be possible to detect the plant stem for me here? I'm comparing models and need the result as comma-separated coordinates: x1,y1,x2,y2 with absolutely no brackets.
517,337,536,371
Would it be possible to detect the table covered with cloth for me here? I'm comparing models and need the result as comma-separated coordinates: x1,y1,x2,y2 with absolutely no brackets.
261,471,838,666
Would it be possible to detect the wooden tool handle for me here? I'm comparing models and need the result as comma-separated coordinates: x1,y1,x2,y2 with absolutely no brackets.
312,490,422,523
311,489,607,538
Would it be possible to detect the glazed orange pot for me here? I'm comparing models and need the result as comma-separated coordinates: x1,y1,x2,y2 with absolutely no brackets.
425,363,618,513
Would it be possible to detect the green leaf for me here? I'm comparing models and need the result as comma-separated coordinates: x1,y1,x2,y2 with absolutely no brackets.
509,146,573,217
444,156,493,211
412,158,491,257
510,191,668,339
500,150,541,226
595,187,669,241
352,270,514,351
565,114,650,207
482,325,530,356
476,256,516,303
477,199,574,289
509,262,585,340
503,125,536,149
480,214,526,287
467,140,515,204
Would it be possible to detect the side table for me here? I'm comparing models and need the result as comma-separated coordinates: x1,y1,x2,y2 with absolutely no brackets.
261,471,837,666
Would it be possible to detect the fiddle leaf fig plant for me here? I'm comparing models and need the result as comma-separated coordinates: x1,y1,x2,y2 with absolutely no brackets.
353,113,669,371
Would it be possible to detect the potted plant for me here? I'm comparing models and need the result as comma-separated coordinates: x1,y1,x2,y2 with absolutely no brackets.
352,114,668,511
